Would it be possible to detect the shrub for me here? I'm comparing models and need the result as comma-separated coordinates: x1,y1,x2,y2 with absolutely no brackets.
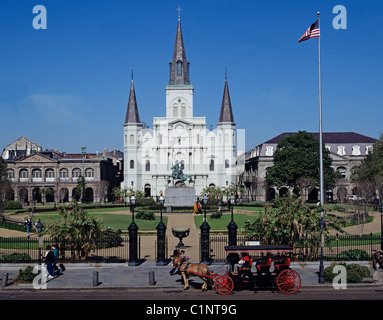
5,200,23,210
338,249,370,261
135,211,155,220
211,211,222,219
16,266,35,283
324,262,370,283
0,252,31,263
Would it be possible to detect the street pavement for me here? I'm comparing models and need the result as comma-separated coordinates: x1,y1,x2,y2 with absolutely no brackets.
0,260,377,291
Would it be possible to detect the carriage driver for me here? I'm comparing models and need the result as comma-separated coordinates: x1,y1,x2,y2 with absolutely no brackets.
232,252,250,274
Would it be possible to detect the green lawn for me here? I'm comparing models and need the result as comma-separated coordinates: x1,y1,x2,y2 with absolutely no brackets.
193,212,260,231
32,212,167,232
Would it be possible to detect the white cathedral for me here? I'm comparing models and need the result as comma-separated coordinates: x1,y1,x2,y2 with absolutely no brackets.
122,16,237,198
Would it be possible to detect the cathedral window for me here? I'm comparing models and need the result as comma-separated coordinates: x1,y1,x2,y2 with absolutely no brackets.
130,135,134,144
177,60,183,76
225,160,230,168
209,159,214,171
130,160,134,169
145,160,150,171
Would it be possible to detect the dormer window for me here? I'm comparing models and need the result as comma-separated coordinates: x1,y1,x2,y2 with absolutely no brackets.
177,60,183,76
352,146,361,156
265,146,274,156
366,146,373,154
337,146,346,156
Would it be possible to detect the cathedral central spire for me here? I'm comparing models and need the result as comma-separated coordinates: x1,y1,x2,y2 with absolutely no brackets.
169,15,190,85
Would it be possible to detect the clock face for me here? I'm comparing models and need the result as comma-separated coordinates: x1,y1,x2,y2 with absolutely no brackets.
176,125,184,133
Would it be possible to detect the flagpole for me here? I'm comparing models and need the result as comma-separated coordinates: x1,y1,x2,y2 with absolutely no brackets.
318,11,324,207
317,11,325,285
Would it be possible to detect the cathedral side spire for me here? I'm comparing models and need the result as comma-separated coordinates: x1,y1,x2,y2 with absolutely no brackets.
218,76,235,123
125,72,141,124
168,14,190,85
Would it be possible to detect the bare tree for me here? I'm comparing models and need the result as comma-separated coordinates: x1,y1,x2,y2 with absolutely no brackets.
96,180,109,204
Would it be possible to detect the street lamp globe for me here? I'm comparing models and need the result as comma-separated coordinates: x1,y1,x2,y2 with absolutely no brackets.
130,195,136,206
230,193,235,206
159,195,165,207
203,194,208,206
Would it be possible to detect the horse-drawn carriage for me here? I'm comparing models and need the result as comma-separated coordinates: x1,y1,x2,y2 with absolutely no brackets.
224,244,301,294
173,244,301,295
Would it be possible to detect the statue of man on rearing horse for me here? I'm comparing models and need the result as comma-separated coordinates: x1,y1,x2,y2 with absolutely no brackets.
169,162,194,186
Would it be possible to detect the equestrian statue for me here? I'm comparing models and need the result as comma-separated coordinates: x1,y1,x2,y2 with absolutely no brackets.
169,162,194,186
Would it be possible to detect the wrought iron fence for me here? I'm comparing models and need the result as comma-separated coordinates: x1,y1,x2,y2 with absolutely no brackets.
204,233,382,263
0,236,140,263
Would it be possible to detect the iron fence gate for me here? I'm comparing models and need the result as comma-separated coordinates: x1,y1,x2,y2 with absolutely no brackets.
0,236,140,263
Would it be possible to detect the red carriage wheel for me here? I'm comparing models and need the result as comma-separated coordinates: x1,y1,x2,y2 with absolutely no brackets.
276,269,301,294
215,275,234,295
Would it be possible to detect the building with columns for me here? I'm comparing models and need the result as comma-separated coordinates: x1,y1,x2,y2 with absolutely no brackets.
2,136,122,204
243,132,378,203
122,16,237,198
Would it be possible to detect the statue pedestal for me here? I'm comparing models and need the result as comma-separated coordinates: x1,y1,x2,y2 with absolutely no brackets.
164,186,196,212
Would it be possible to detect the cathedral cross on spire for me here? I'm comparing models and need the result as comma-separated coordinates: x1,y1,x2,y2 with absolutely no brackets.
176,6,182,19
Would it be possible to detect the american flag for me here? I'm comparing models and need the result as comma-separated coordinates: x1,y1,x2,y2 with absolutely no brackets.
298,20,320,42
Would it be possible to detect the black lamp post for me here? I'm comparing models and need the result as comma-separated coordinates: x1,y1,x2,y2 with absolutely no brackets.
227,193,237,246
35,219,44,266
128,195,139,266
318,214,326,284
200,193,210,264
156,193,167,266
379,205,383,250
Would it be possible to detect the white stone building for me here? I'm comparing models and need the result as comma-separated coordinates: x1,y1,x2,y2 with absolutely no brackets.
122,17,237,198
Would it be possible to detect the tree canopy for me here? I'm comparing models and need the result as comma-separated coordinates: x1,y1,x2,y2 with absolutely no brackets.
265,131,338,194
355,134,383,204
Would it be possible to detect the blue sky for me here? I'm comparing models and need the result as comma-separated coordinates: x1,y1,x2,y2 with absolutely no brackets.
0,0,382,154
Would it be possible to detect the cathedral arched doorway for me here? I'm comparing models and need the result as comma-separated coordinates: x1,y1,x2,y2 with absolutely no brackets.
144,184,151,198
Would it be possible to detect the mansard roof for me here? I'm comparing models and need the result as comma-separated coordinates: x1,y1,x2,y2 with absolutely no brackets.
264,132,378,145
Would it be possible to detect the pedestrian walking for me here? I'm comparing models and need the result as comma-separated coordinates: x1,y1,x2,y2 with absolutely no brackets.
51,244,62,275
197,202,202,215
217,201,222,213
44,245,55,279
193,202,197,215
25,216,32,237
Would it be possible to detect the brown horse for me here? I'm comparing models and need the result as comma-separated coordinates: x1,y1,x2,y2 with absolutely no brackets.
173,254,212,291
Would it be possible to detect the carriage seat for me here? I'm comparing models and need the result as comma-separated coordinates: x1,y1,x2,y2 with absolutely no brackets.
238,258,253,273
274,257,290,272
256,257,272,274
